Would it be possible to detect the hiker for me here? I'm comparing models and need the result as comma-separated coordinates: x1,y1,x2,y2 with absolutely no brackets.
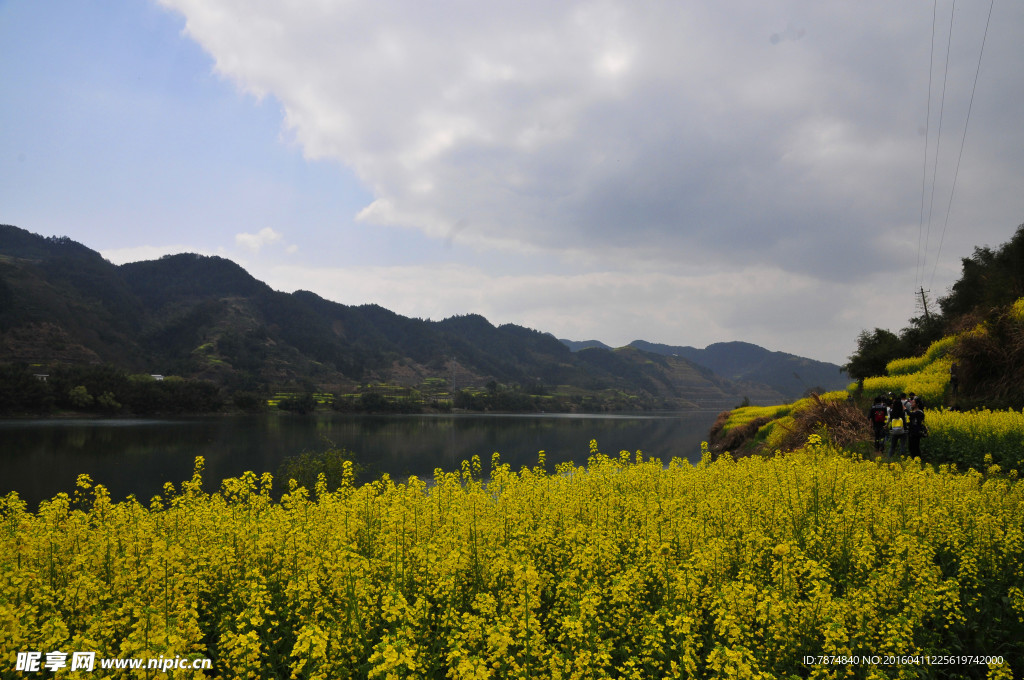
868,396,888,453
878,395,891,450
888,397,907,458
907,398,926,458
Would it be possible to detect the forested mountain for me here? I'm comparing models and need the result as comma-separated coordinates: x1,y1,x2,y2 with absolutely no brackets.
558,338,848,402
0,224,790,409
627,340,848,401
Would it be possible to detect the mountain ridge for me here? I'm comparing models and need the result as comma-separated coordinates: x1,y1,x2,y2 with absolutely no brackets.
557,339,848,401
1,224,830,409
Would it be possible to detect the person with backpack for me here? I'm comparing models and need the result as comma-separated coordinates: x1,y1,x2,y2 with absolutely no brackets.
888,397,908,458
907,398,926,458
868,396,888,453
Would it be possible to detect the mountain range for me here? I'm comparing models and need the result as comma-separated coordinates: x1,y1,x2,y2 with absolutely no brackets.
0,224,848,409
615,339,845,401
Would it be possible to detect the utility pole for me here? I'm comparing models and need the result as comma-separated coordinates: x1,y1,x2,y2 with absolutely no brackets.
917,286,932,323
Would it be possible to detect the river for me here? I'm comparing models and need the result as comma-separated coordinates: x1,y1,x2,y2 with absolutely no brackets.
0,411,720,508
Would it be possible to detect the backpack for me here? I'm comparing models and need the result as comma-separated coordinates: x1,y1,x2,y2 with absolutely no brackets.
872,407,887,424
889,417,905,435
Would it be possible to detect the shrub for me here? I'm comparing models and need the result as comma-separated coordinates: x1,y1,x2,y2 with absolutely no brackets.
276,445,361,498
760,393,870,454
715,392,857,455
951,307,1024,409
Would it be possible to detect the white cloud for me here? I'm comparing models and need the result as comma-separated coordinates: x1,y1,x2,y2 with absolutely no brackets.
235,227,283,252
157,0,1024,281
155,0,1024,360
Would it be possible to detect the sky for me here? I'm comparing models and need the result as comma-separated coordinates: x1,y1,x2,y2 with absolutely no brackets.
2,1,1023,365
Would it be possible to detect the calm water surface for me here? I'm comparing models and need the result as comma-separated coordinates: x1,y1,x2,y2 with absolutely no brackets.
0,411,719,508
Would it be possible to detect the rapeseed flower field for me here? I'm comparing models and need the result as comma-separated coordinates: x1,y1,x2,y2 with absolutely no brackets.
925,408,1024,474
884,337,958,378
863,357,952,406
2,440,1020,678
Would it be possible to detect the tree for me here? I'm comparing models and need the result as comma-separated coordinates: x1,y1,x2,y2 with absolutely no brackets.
96,391,121,414
232,391,265,412
939,223,1024,318
68,385,94,409
0,364,54,414
278,392,317,414
897,312,944,357
843,329,903,382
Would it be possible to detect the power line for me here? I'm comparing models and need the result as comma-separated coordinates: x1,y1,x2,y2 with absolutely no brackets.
917,0,939,290
930,0,996,289
922,0,957,286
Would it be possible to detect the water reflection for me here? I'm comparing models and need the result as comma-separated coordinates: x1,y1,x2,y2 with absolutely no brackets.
0,412,719,508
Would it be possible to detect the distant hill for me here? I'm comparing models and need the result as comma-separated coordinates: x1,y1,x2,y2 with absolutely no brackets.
558,339,613,352
559,338,848,403
0,224,785,410
630,340,849,401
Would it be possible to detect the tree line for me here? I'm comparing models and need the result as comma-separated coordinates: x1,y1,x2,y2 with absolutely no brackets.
0,364,223,415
